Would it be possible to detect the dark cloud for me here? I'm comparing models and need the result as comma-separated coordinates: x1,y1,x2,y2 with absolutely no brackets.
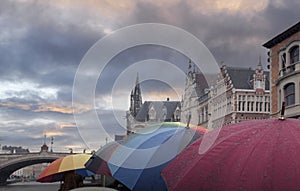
0,0,299,151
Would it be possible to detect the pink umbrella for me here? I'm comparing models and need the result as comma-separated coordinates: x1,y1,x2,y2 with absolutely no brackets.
162,118,300,191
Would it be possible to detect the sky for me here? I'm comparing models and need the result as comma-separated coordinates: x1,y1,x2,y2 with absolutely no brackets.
0,0,299,153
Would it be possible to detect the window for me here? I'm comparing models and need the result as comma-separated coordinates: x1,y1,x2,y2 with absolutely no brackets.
290,46,299,64
284,83,295,106
242,101,245,111
279,90,281,107
281,53,286,69
259,102,263,112
174,108,180,122
205,106,208,121
148,107,156,120
256,80,262,89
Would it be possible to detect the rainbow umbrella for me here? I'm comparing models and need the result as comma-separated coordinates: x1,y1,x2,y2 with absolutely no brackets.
85,140,124,177
86,122,206,191
37,154,94,182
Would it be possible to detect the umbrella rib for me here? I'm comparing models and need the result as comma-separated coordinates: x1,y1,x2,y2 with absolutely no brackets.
164,127,251,190
238,123,274,182
286,122,300,179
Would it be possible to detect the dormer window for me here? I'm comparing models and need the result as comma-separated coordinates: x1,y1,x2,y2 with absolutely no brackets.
256,79,262,89
162,106,167,121
148,107,156,120
174,107,180,122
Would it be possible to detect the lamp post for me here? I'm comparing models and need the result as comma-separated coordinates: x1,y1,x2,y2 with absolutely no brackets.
50,137,54,152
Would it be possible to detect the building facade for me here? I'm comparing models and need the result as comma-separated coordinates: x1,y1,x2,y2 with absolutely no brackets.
181,62,270,129
126,75,181,134
209,64,270,129
263,21,300,118
181,61,210,127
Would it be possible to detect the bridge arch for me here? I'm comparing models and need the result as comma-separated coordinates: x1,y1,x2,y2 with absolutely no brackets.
0,152,69,186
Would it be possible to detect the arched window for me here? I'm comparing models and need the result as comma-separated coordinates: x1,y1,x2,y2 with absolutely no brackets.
148,107,156,120
290,46,299,64
284,83,295,106
281,53,286,68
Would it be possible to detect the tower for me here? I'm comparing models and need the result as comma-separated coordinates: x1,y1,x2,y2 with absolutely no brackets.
253,55,266,94
40,134,48,152
130,73,143,117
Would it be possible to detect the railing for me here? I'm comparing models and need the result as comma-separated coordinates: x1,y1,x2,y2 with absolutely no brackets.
279,61,300,77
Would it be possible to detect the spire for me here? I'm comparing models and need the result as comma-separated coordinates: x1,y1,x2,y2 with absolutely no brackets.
129,73,143,117
188,59,192,69
43,134,46,145
258,54,262,71
136,72,139,86
187,59,193,75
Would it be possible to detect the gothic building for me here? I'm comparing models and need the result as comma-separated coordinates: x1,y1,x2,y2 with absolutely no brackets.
126,75,181,134
129,75,143,117
263,21,300,118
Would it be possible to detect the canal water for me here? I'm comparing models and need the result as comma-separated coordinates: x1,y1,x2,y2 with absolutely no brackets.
0,182,60,191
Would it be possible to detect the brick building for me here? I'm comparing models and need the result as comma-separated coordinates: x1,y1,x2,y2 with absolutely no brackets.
263,21,300,118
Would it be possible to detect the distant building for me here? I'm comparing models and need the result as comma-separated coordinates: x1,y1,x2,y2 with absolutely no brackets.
181,61,270,129
1,145,29,154
181,60,210,127
126,75,181,134
40,135,49,152
263,21,300,118
210,64,270,129
0,145,11,154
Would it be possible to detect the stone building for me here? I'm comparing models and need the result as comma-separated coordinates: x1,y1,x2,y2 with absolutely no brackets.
126,75,181,134
263,21,300,118
209,64,270,129
181,60,270,129
181,61,210,127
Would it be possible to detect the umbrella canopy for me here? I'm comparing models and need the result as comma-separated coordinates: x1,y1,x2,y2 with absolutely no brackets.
37,154,94,182
162,118,300,191
86,122,206,191
71,187,118,191
85,140,124,176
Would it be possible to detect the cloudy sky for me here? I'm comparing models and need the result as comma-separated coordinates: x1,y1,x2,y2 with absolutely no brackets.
0,0,299,153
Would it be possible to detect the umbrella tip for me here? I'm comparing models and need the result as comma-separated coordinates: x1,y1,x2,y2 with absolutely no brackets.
279,102,285,120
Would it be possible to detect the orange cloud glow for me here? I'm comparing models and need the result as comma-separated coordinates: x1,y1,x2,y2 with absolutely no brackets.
0,101,91,114
187,0,269,16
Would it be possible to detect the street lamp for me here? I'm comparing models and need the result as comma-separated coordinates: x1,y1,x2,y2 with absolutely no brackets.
50,137,54,152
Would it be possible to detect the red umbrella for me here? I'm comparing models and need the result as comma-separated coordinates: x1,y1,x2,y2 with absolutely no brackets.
161,118,300,191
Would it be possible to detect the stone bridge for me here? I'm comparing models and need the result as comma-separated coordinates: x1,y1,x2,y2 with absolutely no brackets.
0,151,71,186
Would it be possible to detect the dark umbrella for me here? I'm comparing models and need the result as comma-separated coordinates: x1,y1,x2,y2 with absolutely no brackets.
86,122,206,191
85,140,124,176
162,118,300,191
